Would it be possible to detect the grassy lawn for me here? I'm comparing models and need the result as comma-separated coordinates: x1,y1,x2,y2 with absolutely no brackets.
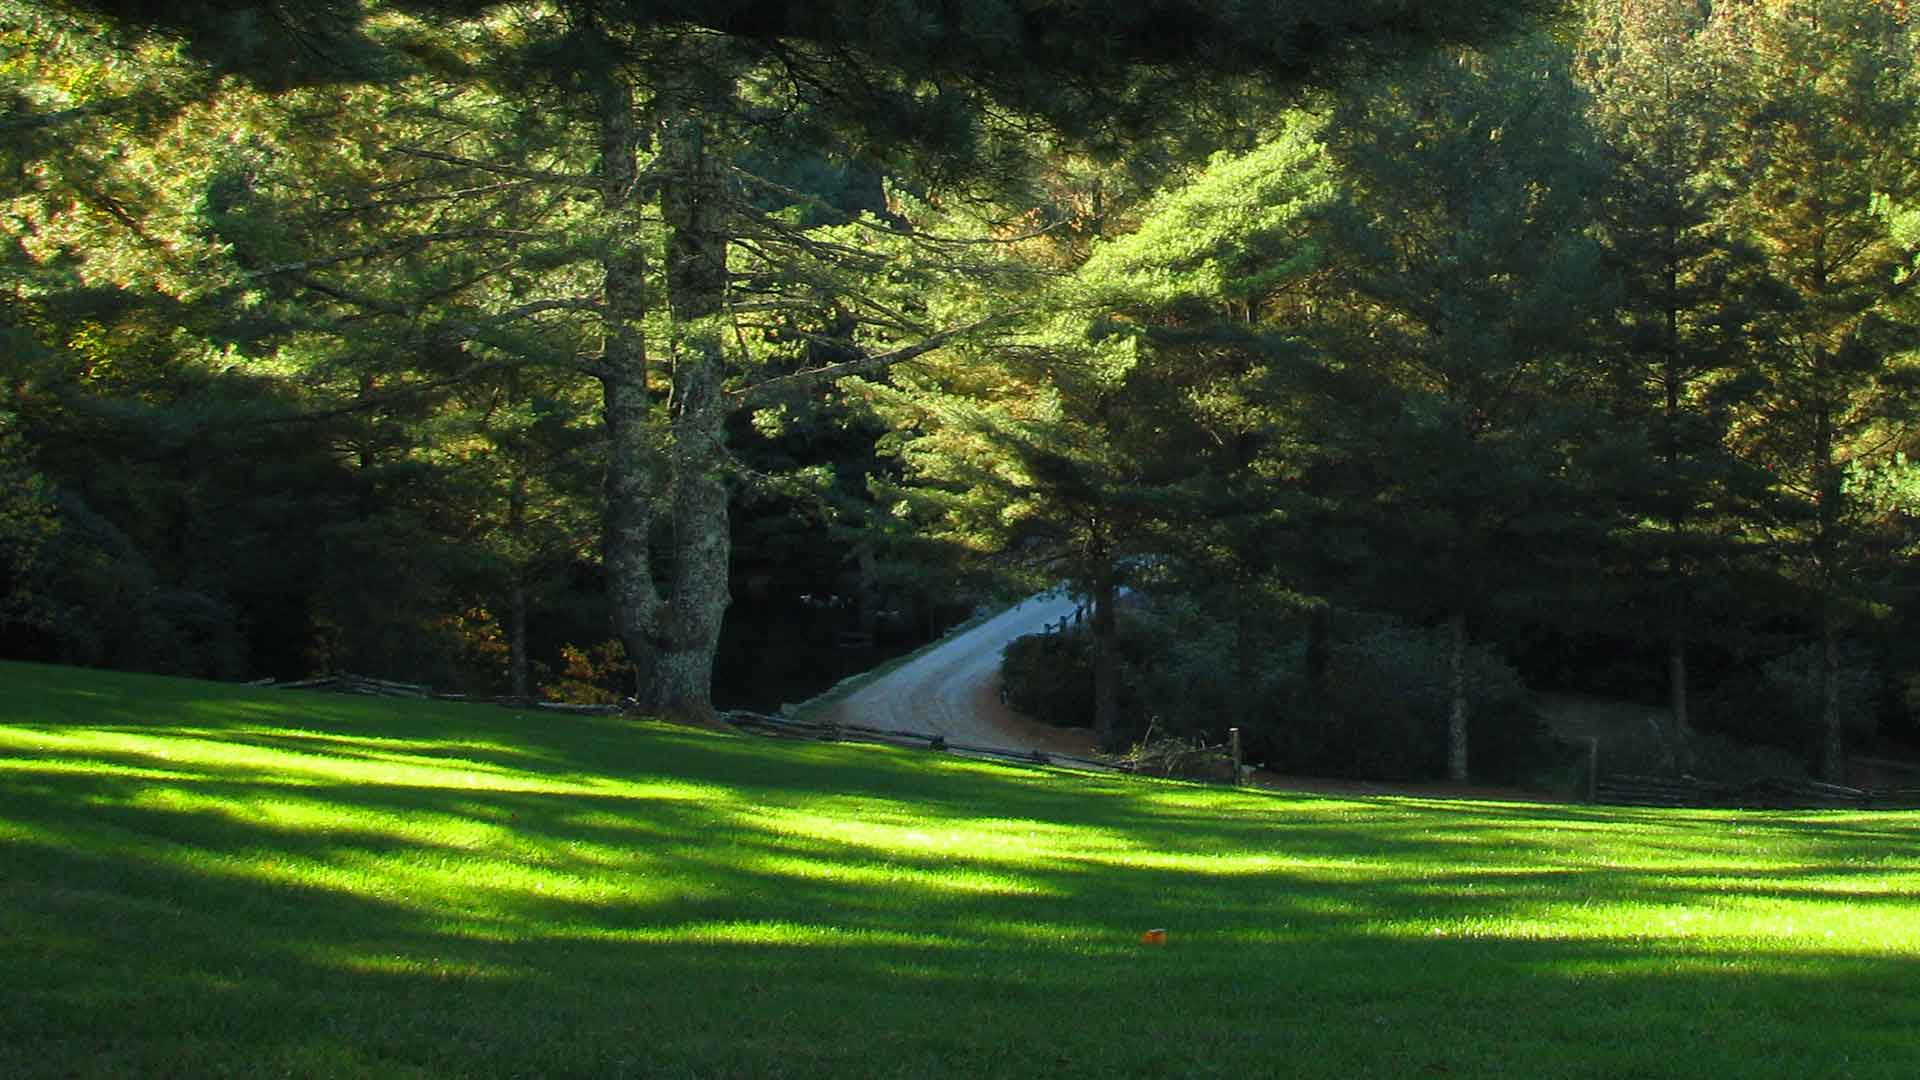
3,660,1918,1078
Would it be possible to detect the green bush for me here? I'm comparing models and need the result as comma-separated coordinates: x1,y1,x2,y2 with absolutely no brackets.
1105,602,1559,783
0,418,59,628
35,491,244,679
1111,595,1296,750
1010,601,1566,785
1587,721,1675,778
1685,730,1809,784
1583,719,1809,786
1000,630,1093,727
1697,640,1882,762
1272,619,1554,783
1763,641,1881,740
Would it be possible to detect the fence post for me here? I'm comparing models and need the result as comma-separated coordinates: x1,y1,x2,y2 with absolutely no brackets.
1229,727,1243,786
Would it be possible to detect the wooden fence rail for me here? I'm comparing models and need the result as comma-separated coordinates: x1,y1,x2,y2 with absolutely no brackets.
1595,772,1920,811
265,674,625,714
723,710,1117,773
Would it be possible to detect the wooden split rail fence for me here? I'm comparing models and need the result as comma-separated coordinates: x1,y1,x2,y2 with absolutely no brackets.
723,710,1117,773
260,673,624,715
1595,772,1920,811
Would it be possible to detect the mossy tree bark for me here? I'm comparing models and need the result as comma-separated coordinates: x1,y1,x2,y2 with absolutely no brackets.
586,61,668,708
653,115,734,723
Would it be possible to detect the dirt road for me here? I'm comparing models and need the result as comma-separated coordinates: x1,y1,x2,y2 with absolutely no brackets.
812,590,1100,758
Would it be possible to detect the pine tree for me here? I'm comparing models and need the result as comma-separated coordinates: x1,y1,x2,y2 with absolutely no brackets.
864,123,1339,751
859,315,1154,751
1067,121,1338,742
1712,0,1920,780
1311,39,1620,782
1575,0,1771,767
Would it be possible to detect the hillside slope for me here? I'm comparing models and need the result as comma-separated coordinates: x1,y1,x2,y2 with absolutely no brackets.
4,661,1919,1078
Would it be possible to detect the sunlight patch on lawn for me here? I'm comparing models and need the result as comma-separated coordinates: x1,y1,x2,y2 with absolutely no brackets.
740,850,1063,898
620,920,955,948
2,723,740,805
300,945,523,981
0,756,206,784
741,804,1149,863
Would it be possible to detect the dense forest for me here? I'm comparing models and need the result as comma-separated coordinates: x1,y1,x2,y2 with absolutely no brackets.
5,0,1919,786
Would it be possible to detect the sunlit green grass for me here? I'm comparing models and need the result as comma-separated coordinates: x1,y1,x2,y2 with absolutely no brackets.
4,659,1918,1078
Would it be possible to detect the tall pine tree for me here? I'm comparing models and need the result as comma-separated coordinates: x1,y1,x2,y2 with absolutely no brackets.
1714,0,1920,779
1311,39,1619,782
1576,0,1772,767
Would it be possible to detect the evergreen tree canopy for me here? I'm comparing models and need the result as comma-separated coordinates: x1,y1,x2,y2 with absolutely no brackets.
1309,37,1621,780
14,0,1590,727
53,0,1561,105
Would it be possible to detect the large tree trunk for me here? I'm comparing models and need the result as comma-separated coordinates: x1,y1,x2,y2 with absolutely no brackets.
1446,609,1470,783
651,113,732,723
590,68,666,705
652,340,730,720
602,363,663,703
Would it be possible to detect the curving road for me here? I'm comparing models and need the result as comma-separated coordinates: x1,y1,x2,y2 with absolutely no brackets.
813,590,1101,759
810,593,1564,798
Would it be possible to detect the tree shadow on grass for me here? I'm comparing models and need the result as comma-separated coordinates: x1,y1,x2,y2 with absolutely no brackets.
5,798,1917,1080
6,668,1920,1076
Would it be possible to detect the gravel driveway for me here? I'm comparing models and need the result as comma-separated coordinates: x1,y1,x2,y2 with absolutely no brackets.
812,590,1100,758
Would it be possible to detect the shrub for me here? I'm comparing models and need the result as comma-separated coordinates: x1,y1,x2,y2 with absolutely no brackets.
0,419,59,629
34,491,244,678
1110,728,1238,782
542,639,633,705
1763,641,1881,740
1587,721,1675,778
1685,731,1808,784
1112,595,1294,750
1272,619,1550,783
1000,630,1093,727
1021,600,1563,785
1696,640,1882,761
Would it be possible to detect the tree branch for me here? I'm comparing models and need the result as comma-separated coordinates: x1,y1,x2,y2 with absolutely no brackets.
291,272,599,342
319,178,541,216
727,313,1014,410
386,145,603,189
245,228,550,279
0,97,138,133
